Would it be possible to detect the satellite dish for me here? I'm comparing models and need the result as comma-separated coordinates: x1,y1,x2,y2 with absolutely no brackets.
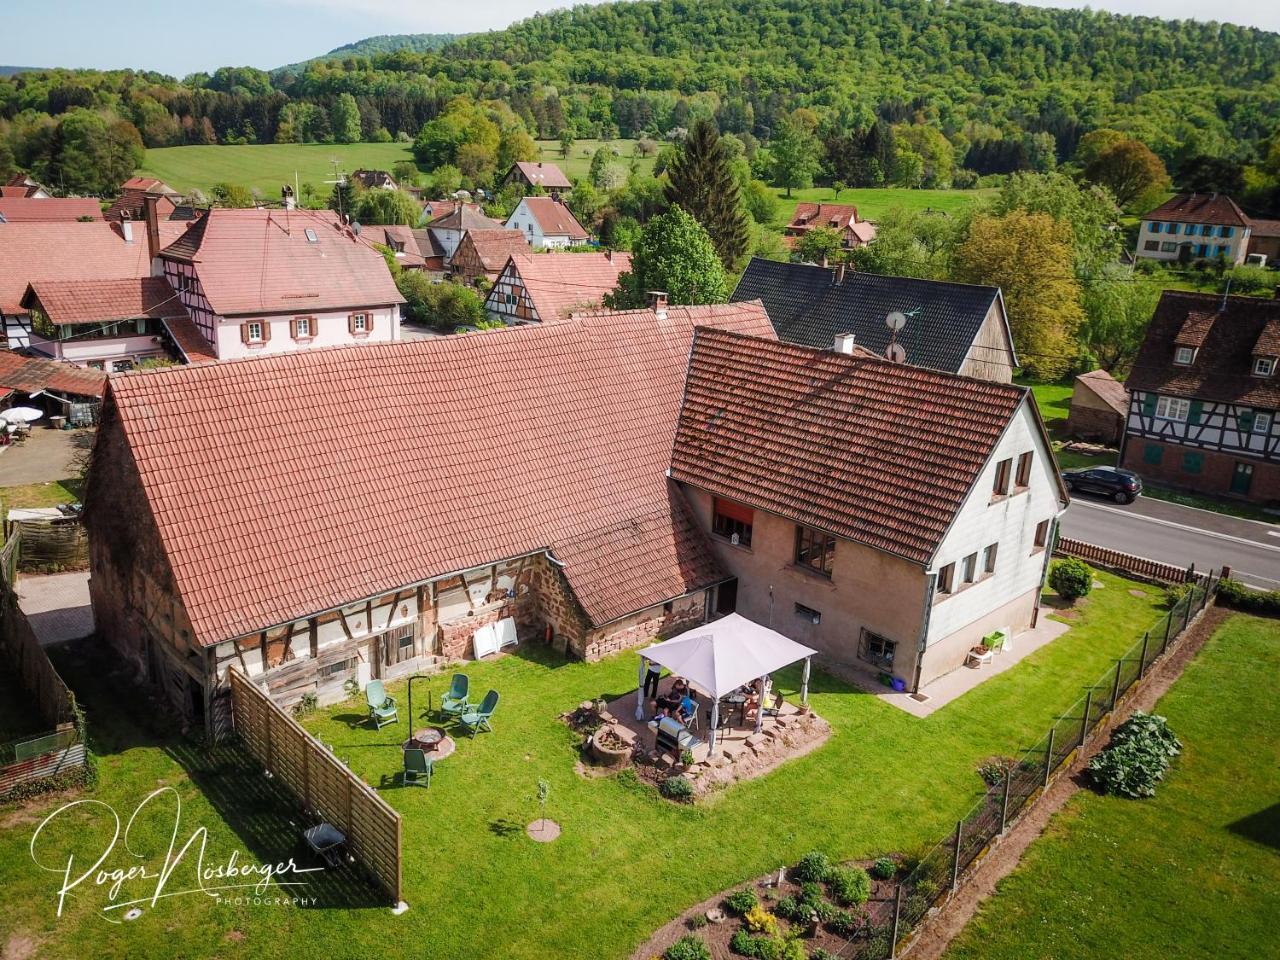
886,311,908,332
886,343,907,363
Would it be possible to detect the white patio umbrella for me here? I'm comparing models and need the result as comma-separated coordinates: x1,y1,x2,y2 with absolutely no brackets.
1,407,42,424
636,613,817,754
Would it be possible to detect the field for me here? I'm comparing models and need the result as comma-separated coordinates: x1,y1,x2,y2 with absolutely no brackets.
772,186,994,224
0,572,1170,960
534,137,654,182
136,143,416,198
945,612,1280,960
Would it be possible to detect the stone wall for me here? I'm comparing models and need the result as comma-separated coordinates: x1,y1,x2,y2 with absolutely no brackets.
581,592,706,661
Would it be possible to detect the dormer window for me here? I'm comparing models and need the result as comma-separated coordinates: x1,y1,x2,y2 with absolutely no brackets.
1255,357,1276,377
1174,346,1196,365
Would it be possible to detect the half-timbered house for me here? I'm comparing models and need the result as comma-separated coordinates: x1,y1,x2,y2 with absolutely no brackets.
1122,291,1280,503
450,229,530,285
84,302,775,726
485,251,630,323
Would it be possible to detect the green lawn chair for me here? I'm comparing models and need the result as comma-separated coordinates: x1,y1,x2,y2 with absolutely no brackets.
365,680,398,730
458,689,499,738
439,673,471,719
402,748,433,787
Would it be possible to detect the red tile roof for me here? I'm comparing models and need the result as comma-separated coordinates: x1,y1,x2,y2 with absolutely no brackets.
120,177,179,196
426,203,500,232
162,316,218,365
786,203,859,232
517,197,588,240
458,229,531,272
670,329,1031,565
1249,218,1280,239
0,220,187,314
158,208,404,317
508,161,572,190
360,225,427,268
96,301,775,646
0,186,36,198
105,189,178,223
23,277,187,325
495,251,632,321
1126,291,1280,407
1142,193,1250,227
0,351,106,398
1074,369,1129,417
0,198,103,222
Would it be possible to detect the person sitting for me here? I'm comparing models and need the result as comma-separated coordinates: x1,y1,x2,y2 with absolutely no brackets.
677,694,698,727
670,677,690,700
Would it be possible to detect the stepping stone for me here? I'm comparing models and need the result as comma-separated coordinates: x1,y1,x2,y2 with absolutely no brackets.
745,733,767,748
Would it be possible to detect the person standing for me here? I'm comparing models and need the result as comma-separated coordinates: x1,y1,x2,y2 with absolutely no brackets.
643,659,663,698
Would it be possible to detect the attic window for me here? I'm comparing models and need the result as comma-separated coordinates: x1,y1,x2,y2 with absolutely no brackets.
1174,346,1196,365
304,228,318,244
1255,357,1276,377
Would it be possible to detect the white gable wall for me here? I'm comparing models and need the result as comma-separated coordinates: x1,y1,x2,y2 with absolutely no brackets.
922,399,1064,671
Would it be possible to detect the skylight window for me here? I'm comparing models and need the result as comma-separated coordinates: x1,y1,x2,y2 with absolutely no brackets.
304,228,318,244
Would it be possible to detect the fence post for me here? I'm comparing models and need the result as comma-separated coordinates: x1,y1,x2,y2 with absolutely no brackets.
1162,606,1173,653
1137,632,1150,679
951,820,963,893
1110,661,1122,710
1182,593,1193,632
890,883,903,959
1043,727,1055,788
1000,769,1011,835
1079,689,1093,747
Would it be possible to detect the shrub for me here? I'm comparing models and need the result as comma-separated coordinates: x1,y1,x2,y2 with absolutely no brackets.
773,895,804,921
1217,578,1280,615
660,775,694,801
744,905,779,937
826,907,870,938
1162,582,1193,609
687,914,708,930
811,951,837,960
730,930,773,959
1049,557,1093,602
793,851,832,883
798,881,824,907
680,748,695,766
725,888,759,916
827,865,871,906
871,857,897,880
1088,711,1181,798
665,935,711,960
777,936,808,960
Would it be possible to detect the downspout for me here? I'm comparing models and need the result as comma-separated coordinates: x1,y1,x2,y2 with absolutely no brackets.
912,573,937,694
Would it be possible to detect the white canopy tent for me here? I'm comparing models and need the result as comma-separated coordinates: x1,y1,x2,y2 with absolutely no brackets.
636,613,817,754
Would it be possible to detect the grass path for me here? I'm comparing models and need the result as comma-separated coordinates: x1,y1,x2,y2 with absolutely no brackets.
0,573,1164,959
944,613,1280,960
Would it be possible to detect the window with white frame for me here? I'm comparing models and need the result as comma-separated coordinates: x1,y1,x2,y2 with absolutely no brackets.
1155,396,1190,421
1254,411,1273,435
1174,346,1195,365
352,313,367,333
1255,357,1276,377
295,317,311,338
246,321,263,342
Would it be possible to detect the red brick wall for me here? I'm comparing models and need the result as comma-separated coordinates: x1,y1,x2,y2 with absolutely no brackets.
1122,437,1280,504
581,592,706,661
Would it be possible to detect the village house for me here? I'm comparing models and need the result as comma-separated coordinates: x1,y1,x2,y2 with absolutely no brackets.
1135,194,1252,266
505,196,589,249
450,229,531,285
504,160,572,198
360,224,430,271
783,202,876,251
732,258,1017,382
105,176,185,223
1066,369,1129,445
0,215,188,350
1246,217,1280,266
2,173,52,198
84,302,774,724
157,207,404,360
0,350,106,422
1121,290,1280,503
351,169,399,191
485,250,630,323
423,202,502,265
669,328,1069,693
0,197,103,222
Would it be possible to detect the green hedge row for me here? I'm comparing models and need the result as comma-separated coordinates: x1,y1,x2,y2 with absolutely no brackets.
1216,578,1280,615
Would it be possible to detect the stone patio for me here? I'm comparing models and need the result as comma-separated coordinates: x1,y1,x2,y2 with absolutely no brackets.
832,617,1073,718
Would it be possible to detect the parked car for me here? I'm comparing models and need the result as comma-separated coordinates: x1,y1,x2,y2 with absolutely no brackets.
1061,465,1143,504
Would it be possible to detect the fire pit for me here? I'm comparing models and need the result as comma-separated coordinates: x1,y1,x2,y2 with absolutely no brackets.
588,724,632,768
405,727,456,760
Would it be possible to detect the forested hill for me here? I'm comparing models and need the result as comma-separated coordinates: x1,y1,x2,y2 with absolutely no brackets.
276,33,461,73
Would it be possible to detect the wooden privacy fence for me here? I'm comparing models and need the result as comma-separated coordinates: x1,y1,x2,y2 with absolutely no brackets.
13,520,89,573
228,669,402,905
1056,536,1191,584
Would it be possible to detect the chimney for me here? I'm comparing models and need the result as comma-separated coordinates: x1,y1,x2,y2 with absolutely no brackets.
120,212,134,244
834,332,857,354
835,262,847,284
647,291,669,319
282,184,295,210
143,194,161,261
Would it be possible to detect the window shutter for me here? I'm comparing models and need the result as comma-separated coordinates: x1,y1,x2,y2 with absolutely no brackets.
347,313,356,335
1237,409,1254,432
1141,393,1156,416
260,320,271,343
1188,400,1203,425
364,313,374,334
240,323,249,344
289,318,298,339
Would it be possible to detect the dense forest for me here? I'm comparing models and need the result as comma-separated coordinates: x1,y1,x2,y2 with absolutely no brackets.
276,33,462,73
1,0,1279,218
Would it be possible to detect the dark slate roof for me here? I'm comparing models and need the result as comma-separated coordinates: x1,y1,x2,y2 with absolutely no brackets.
1126,291,1280,408
731,258,1009,374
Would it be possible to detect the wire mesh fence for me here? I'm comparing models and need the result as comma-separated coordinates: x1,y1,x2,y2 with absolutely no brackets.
886,570,1220,957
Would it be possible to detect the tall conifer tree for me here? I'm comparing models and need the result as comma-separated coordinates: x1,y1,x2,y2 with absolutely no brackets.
664,119,750,270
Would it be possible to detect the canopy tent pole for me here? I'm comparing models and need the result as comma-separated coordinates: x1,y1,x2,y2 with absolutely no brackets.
801,656,811,705
754,673,769,735
708,700,720,756
635,657,647,720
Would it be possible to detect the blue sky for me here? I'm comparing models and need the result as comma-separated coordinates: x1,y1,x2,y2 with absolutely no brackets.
2,0,1277,77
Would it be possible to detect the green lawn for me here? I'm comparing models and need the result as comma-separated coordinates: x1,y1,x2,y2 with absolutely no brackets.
0,572,1165,959
534,138,653,182
136,143,417,198
0,479,82,545
773,186,993,225
945,612,1280,960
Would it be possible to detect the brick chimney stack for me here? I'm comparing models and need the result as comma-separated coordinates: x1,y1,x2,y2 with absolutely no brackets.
647,291,668,319
143,194,161,262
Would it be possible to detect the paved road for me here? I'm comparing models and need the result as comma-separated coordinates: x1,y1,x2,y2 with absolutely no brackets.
1059,495,1280,590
